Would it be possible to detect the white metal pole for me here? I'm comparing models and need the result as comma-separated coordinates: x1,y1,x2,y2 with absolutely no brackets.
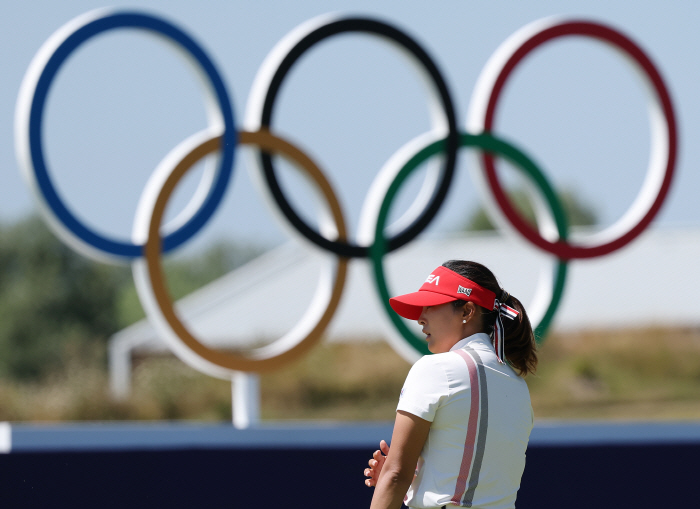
232,371,260,429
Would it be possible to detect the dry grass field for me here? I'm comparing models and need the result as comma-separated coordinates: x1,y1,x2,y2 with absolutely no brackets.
530,326,700,420
1,326,700,422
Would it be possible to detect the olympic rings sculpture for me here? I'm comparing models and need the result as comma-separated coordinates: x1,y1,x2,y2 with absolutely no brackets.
15,9,677,376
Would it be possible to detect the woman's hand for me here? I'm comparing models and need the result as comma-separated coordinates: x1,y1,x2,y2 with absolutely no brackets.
364,440,390,487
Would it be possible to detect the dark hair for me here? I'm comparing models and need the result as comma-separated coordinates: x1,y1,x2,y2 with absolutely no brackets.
443,260,537,376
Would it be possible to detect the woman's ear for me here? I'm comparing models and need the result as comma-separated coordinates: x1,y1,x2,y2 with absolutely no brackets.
462,302,482,331
462,302,477,322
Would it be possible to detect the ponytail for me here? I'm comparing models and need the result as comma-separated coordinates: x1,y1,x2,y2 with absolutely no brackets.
495,293,537,376
443,260,537,376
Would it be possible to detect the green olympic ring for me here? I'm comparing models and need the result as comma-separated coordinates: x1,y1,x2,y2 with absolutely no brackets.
370,132,568,355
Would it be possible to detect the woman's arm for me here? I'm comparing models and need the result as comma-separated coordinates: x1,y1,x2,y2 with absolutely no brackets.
369,410,431,509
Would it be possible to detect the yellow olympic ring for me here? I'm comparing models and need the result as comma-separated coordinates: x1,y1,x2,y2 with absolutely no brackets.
132,129,348,375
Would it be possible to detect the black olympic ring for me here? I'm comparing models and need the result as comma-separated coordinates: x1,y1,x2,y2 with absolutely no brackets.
247,17,460,258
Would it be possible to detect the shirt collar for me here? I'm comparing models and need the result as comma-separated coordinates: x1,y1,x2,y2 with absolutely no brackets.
450,332,492,352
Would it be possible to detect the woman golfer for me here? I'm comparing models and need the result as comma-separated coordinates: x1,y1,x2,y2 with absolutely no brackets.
364,260,536,509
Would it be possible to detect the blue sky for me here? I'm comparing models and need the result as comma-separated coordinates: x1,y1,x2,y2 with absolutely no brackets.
1,0,697,258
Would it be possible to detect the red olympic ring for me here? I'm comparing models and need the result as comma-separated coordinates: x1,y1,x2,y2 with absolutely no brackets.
468,18,677,259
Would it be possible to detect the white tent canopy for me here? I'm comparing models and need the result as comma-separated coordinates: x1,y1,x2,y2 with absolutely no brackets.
109,227,699,397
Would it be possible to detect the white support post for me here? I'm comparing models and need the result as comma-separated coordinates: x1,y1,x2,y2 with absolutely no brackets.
109,339,132,400
232,372,260,429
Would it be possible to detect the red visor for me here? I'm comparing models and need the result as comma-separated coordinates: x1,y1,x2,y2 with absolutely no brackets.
389,266,497,320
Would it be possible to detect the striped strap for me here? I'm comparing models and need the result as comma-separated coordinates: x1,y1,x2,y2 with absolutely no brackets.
492,300,519,364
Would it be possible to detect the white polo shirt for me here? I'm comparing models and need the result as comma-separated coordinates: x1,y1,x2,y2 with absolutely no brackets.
396,333,533,509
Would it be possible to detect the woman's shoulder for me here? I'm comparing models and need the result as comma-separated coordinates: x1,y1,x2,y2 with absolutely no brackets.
410,351,469,381
413,350,462,368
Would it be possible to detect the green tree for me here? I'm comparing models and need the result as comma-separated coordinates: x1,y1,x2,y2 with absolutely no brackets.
0,217,127,380
0,216,262,380
464,188,598,232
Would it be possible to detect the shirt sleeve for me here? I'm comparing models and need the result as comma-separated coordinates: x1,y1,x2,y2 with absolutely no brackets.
396,355,450,422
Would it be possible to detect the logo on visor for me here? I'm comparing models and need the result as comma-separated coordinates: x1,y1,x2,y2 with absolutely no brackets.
425,275,440,285
457,286,472,296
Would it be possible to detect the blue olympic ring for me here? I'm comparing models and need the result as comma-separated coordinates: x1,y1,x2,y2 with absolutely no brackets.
23,11,236,258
